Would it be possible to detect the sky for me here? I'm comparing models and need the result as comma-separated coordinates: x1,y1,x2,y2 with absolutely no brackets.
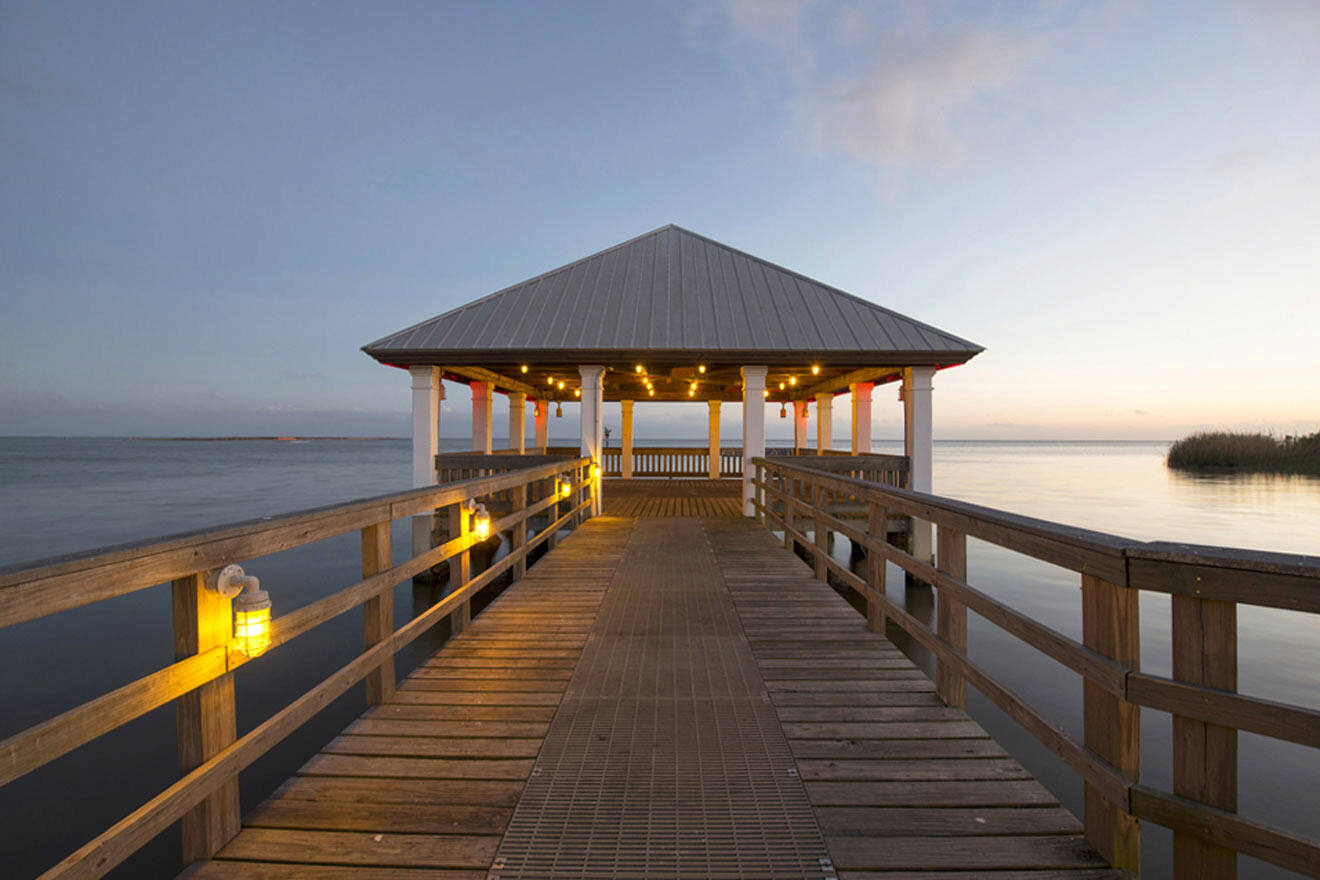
2,0,1317,441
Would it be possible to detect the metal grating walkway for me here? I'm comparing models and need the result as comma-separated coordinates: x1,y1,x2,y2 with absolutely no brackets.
491,518,834,880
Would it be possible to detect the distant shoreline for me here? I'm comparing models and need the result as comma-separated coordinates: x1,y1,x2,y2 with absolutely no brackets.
124,436,406,442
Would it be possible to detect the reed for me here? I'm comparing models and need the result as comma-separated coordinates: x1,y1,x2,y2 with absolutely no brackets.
1166,431,1320,474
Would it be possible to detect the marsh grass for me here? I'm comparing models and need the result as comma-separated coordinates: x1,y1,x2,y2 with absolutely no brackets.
1166,431,1320,474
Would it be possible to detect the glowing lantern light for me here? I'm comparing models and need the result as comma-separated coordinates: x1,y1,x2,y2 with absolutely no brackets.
472,504,491,540
558,478,572,499
591,462,602,481
763,389,769,398
210,565,271,658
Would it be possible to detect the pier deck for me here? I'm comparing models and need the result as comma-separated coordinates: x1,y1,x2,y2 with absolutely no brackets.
181,515,1118,879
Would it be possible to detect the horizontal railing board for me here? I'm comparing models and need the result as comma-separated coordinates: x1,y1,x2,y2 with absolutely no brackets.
0,459,588,629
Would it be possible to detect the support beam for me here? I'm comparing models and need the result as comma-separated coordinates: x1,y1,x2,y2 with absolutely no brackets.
579,365,605,517
620,400,634,479
442,364,536,397
708,400,722,480
533,399,548,452
793,400,809,452
471,381,492,454
793,366,899,401
851,382,873,454
409,366,442,560
508,392,526,453
816,392,833,452
741,366,767,516
904,366,935,562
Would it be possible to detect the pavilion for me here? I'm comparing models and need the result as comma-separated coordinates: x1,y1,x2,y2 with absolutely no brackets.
362,224,982,560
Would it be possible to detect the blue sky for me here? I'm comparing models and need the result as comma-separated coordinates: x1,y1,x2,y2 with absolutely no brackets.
2,1,1317,440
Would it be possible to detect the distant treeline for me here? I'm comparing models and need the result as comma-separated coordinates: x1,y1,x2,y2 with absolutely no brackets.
1166,431,1320,474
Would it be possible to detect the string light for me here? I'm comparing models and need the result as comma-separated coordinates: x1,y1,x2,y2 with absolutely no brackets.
789,376,797,386
811,365,820,375
547,376,555,385
520,365,529,373
557,380,565,390
763,389,769,398
779,381,786,390
698,364,706,374
574,388,581,397
635,365,644,374
648,388,655,396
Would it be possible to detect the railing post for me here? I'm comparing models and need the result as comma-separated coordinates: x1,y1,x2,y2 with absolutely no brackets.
812,482,827,580
935,526,967,708
866,501,888,633
512,481,528,579
755,462,766,524
448,501,471,633
782,475,796,551
172,572,240,861
1080,573,1141,872
1172,595,1237,880
361,522,395,706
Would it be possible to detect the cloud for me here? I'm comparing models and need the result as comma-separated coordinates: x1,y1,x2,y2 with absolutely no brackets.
699,0,1047,171
810,30,1042,168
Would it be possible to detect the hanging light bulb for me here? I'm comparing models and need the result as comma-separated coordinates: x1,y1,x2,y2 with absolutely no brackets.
779,381,786,391
763,389,769,398
574,388,581,397
520,364,529,373
811,364,820,375
547,376,555,385
789,376,797,386
555,402,563,417
635,364,644,374
698,364,706,374
780,403,787,419
688,388,695,397
648,388,655,396
557,380,565,390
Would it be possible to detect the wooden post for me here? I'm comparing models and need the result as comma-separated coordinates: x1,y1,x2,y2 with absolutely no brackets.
1081,574,1141,872
813,482,827,580
755,462,766,524
512,481,528,579
1172,595,1237,880
449,502,471,633
782,476,796,550
361,522,394,706
866,501,888,633
173,572,240,861
935,526,967,708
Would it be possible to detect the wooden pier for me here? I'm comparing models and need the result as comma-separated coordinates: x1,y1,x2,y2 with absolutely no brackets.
3,459,1319,879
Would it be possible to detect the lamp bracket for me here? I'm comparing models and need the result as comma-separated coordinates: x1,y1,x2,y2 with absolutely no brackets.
207,564,259,600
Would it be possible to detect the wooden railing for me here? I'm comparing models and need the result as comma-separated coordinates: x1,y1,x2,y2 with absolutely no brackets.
752,457,1320,879
0,457,593,880
601,446,742,478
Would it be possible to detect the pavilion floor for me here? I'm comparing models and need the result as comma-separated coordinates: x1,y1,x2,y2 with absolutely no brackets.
601,477,743,518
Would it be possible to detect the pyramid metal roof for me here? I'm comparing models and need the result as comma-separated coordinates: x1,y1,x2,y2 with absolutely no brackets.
362,224,983,369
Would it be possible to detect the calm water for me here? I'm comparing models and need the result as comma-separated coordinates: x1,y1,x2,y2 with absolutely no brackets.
1,437,1317,878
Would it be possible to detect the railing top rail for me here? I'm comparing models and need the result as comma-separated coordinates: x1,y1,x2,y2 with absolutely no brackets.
0,457,590,629
778,453,909,470
755,456,1320,598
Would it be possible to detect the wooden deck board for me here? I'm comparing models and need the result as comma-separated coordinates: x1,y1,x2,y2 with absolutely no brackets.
183,509,1122,879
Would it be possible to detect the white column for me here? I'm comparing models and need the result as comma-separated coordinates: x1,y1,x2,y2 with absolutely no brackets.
508,392,526,453
579,365,605,516
903,366,935,561
850,382,873,454
471,381,492,453
620,400,634,479
816,392,834,452
741,367,767,517
707,400,722,480
534,399,548,452
410,366,442,558
793,400,809,451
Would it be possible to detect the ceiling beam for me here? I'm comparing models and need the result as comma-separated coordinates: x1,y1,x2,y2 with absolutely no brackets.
791,367,902,401
442,365,537,397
